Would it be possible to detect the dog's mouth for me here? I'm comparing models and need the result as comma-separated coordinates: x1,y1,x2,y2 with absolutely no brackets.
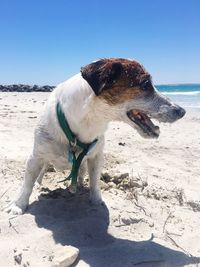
127,110,160,138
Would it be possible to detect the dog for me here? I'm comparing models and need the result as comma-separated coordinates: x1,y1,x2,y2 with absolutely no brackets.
6,58,186,215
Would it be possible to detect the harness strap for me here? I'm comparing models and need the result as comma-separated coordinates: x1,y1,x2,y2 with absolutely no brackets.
56,103,88,149
56,102,97,186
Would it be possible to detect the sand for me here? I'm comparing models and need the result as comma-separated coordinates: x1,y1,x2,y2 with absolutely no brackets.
0,92,200,267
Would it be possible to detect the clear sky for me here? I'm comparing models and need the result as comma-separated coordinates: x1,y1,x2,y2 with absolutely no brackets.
0,0,200,85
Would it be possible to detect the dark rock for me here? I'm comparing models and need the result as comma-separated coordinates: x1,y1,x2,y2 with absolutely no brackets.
0,84,55,92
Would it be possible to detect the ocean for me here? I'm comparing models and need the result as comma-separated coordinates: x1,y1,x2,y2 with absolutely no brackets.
156,84,200,112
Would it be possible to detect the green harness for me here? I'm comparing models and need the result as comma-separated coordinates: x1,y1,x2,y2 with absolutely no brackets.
56,102,98,188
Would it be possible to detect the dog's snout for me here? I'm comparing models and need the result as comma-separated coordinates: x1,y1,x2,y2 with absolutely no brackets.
155,101,186,123
173,106,186,119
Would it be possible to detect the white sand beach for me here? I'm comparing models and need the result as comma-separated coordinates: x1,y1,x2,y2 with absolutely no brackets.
0,92,200,267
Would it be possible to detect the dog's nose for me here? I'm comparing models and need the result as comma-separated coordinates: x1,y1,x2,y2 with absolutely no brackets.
174,106,186,119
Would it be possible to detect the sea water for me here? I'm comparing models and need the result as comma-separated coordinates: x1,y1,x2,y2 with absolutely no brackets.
156,84,200,112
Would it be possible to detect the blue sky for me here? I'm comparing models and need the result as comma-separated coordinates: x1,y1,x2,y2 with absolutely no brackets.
0,0,200,85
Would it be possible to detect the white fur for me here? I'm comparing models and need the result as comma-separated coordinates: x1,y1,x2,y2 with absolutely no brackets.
5,72,183,215
6,73,120,214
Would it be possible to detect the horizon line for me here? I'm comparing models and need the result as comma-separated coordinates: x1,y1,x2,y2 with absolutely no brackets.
1,82,200,87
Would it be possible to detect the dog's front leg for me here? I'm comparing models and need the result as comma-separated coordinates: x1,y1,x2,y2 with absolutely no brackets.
6,155,44,214
87,149,103,205
35,163,48,188
77,161,87,187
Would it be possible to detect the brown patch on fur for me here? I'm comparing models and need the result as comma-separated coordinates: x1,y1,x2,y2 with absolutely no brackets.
99,58,152,105
99,83,143,105
81,58,153,105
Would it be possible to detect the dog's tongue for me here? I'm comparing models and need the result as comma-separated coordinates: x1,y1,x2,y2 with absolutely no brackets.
131,111,149,123
128,110,160,136
130,110,151,125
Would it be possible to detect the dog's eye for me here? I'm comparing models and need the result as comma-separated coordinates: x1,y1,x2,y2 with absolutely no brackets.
141,80,152,90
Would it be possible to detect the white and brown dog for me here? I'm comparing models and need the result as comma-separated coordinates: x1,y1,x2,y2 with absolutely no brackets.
6,58,185,214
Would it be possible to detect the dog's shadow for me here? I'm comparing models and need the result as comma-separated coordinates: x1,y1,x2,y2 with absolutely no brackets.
28,188,200,267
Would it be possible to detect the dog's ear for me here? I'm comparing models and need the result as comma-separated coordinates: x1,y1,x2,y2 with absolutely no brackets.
81,60,122,96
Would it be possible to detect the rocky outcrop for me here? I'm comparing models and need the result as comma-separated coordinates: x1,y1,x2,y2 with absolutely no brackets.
0,84,55,92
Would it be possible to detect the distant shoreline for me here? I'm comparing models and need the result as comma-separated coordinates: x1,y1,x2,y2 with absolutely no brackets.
1,83,200,92
0,84,55,92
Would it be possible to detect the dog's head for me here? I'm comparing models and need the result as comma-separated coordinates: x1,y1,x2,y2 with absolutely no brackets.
81,58,186,138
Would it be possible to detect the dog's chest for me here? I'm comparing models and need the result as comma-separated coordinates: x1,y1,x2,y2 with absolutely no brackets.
50,155,72,171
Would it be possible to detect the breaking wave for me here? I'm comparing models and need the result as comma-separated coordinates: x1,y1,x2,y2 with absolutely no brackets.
162,91,200,96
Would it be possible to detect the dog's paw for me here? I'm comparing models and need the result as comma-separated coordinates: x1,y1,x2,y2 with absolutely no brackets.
5,203,26,215
89,199,105,207
69,184,77,194
89,193,103,206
